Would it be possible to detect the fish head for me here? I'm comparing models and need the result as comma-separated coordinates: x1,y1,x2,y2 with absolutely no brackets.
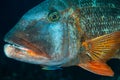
4,0,81,66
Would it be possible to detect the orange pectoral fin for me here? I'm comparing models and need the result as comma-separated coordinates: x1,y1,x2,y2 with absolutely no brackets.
78,61,114,76
77,31,120,76
82,31,120,61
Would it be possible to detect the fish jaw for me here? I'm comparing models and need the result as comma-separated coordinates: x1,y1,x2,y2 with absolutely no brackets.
4,43,50,65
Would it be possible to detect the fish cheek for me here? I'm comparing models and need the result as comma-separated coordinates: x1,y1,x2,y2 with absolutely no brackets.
11,21,53,57
22,23,54,56
22,34,53,57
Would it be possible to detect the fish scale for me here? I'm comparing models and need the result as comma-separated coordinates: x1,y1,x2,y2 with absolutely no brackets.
56,0,120,38
79,7,120,38
78,0,120,8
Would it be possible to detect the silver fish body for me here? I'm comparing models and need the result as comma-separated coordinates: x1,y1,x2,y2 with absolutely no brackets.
4,0,120,75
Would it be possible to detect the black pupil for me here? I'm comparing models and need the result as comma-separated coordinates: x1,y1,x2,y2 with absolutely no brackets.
52,14,57,19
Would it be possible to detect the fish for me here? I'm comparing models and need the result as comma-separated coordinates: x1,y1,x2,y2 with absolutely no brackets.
3,0,120,76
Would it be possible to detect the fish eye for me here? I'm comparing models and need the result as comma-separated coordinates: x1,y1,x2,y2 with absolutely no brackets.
47,11,60,22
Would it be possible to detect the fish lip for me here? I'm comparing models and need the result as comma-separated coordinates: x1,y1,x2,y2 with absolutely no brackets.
4,39,50,59
4,39,25,50
4,43,29,58
4,43,51,65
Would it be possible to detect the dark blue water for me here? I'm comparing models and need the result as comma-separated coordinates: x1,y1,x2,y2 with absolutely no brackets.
0,0,120,80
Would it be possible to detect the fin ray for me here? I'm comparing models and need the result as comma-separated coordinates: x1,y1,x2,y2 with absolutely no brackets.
82,31,120,61
78,61,114,76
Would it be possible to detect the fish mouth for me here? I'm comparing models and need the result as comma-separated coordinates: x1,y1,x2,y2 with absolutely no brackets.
4,41,50,64
4,43,30,58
